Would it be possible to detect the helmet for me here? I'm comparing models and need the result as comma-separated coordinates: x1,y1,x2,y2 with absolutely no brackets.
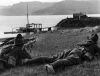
14,34,24,46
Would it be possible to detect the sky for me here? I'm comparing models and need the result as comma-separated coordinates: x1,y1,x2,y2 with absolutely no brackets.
0,0,64,6
0,0,93,6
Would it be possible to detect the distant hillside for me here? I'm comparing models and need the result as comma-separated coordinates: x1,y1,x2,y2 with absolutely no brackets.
34,0,99,15
0,0,99,15
0,2,55,16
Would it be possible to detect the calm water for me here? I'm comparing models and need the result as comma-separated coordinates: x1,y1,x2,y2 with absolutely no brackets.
0,14,100,38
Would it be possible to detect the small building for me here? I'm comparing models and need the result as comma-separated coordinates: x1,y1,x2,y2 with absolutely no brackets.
73,12,87,20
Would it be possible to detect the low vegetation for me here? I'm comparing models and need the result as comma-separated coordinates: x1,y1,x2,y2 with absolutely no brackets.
1,27,100,76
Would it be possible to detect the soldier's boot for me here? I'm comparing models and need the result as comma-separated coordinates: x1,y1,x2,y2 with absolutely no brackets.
45,64,55,74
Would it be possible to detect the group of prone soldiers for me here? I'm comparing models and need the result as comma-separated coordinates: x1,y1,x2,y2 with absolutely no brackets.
0,33,99,73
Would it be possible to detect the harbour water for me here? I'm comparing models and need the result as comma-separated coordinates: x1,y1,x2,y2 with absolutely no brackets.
0,14,100,38
0,15,71,38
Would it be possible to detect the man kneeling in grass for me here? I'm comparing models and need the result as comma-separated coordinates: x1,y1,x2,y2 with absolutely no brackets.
0,34,32,70
23,33,100,73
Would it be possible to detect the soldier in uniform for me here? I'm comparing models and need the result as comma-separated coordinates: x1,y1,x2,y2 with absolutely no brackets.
0,34,32,70
23,33,100,73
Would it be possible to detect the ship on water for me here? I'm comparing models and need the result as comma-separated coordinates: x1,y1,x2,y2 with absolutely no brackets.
4,4,42,34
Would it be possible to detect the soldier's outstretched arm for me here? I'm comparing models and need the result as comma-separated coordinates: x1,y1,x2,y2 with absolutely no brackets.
52,49,72,60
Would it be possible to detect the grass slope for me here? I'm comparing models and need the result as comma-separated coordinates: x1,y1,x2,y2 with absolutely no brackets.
1,28,100,76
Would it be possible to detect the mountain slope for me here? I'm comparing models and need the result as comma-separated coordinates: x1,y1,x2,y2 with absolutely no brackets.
0,0,99,15
34,0,99,15
0,2,55,16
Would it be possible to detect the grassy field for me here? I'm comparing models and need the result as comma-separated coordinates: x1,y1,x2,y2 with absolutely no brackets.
1,28,100,76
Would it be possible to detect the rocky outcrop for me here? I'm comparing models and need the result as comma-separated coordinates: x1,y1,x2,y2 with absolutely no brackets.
56,14,100,28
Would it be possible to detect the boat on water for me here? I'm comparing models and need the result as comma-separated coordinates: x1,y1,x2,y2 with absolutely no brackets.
4,4,42,34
